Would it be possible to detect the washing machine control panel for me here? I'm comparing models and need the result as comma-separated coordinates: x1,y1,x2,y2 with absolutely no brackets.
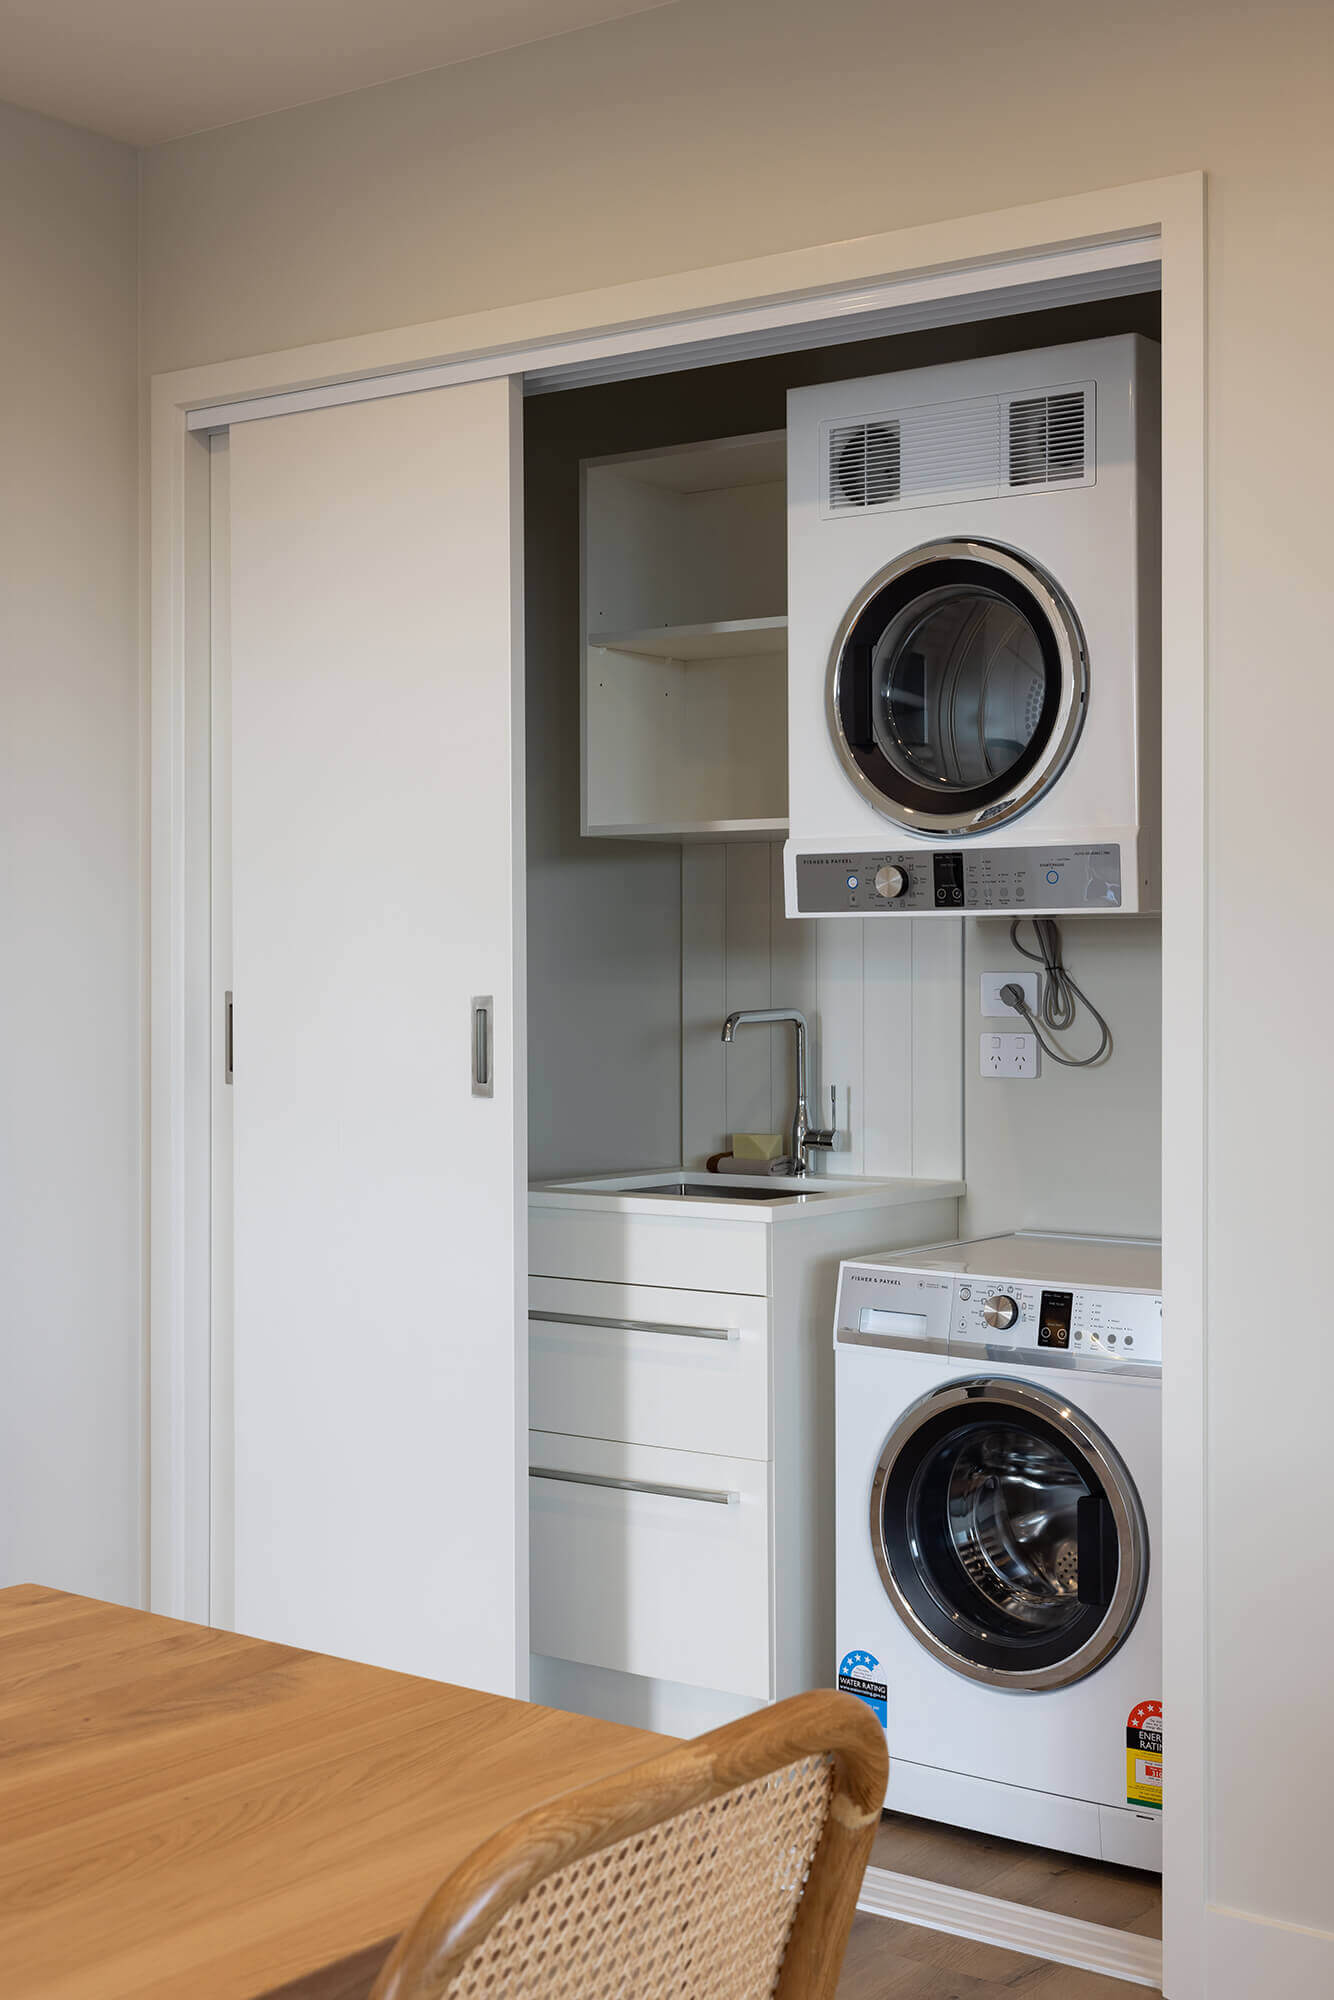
794,844,1123,914
950,1276,1161,1365
836,1265,1162,1368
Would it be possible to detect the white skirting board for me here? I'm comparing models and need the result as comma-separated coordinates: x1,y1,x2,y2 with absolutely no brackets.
855,1865,1163,1990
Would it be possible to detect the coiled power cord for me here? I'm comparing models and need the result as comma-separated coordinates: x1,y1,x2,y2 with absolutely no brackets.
999,918,1113,1068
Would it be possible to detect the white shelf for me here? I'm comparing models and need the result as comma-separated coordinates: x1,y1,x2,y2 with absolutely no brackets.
582,431,789,840
586,816,789,843
591,616,787,662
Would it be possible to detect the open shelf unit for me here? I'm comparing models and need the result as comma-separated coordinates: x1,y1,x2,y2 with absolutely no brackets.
581,431,788,840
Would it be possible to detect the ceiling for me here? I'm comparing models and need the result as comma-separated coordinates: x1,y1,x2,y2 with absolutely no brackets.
0,0,673,146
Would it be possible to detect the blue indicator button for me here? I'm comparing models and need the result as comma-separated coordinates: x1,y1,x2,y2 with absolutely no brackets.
847,874,859,889
1045,869,1061,885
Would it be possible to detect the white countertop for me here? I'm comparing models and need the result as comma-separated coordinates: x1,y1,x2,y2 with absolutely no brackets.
529,1168,965,1224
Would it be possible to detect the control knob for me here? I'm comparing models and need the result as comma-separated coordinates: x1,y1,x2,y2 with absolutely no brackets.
874,864,909,901
982,1294,1019,1330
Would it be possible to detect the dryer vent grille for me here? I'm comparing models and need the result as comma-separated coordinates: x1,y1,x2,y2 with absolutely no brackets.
822,383,1094,515
828,419,901,509
1007,390,1088,487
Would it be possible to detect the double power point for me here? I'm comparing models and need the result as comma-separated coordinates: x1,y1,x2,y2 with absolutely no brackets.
980,1031,1039,1078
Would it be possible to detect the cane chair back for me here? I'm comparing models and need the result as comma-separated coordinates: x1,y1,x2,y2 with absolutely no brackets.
370,1689,887,2000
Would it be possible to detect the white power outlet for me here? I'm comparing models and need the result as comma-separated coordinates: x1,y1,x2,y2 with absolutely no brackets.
979,1031,1039,1078
981,970,1040,1018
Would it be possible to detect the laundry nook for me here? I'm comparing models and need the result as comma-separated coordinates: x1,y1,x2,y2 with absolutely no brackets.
4,12,1330,1998
513,330,1165,1909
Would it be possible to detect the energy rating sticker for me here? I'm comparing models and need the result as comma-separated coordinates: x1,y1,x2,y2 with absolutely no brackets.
1126,1699,1163,1809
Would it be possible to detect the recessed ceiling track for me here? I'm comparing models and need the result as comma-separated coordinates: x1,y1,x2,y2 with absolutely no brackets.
184,235,1159,433
527,259,1158,393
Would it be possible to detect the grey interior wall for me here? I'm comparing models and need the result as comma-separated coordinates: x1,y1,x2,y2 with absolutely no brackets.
959,919,1162,1241
524,299,1160,1190
0,101,141,1602
524,411,682,1181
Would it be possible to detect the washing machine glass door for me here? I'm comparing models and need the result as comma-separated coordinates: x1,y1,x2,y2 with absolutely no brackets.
828,539,1087,836
870,1376,1147,1691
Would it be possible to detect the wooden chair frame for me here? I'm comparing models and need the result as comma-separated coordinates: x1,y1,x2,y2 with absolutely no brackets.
370,1688,888,2000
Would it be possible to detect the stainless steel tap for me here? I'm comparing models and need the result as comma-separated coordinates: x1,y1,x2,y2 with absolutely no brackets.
720,1008,837,1177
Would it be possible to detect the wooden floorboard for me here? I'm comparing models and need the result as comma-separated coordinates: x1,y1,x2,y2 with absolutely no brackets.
835,1811,1163,1998
871,1812,1162,1935
837,1909,1154,1997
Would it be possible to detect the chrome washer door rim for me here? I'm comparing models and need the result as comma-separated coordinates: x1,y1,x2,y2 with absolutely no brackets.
827,538,1088,837
869,1376,1148,1692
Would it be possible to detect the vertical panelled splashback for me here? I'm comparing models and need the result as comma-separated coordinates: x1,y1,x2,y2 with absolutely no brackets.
681,844,964,1180
679,857,1160,1244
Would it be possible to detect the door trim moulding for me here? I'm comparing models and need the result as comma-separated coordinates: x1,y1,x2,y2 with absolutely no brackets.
149,168,1206,1988
182,236,1160,432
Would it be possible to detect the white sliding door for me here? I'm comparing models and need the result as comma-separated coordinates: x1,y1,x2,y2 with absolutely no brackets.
225,380,525,1692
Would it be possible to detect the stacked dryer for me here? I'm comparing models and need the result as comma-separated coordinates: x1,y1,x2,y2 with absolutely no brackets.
784,336,1159,919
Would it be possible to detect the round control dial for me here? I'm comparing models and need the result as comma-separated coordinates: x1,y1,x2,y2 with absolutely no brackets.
874,864,909,901
982,1294,1019,1330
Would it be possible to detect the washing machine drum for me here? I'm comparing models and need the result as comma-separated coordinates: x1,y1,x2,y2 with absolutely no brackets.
828,540,1087,837
870,1377,1147,1691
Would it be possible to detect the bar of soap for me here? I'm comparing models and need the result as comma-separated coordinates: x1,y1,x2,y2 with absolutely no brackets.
732,1132,784,1162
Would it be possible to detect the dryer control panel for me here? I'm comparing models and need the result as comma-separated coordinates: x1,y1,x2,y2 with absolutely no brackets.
794,843,1123,914
835,1263,1162,1371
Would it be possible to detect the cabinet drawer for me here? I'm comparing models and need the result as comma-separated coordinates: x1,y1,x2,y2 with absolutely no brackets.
529,1431,772,1701
529,1277,769,1459
528,1205,769,1294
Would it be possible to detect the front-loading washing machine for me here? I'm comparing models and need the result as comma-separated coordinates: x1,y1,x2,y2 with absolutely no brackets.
834,1232,1162,1868
785,336,1159,920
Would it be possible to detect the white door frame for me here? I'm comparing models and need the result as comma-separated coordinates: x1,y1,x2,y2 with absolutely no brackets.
150,171,1206,1993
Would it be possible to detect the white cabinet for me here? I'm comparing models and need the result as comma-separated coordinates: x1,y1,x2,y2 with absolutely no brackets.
528,1180,961,1735
529,1200,771,1293
530,1433,772,1700
530,1276,769,1459
582,432,788,840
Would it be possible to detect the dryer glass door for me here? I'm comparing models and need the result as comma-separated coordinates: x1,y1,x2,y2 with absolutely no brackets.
829,540,1086,836
870,1376,1147,1691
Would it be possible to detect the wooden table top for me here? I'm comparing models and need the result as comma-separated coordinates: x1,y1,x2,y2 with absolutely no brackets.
0,1585,666,2000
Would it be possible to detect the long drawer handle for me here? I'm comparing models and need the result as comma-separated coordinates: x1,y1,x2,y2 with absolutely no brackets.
529,1309,737,1344
530,1466,737,1507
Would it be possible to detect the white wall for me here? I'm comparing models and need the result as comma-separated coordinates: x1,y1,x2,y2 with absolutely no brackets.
0,103,141,1601
135,0,1334,1979
960,919,1162,1241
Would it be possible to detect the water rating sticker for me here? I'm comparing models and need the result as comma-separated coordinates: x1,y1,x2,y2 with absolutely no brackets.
838,1650,887,1729
1126,1699,1163,1809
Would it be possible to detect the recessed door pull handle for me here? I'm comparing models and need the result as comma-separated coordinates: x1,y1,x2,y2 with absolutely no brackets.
529,1466,737,1507
528,1309,737,1343
471,995,493,1097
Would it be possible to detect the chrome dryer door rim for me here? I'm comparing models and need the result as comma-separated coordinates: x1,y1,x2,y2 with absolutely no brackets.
826,538,1088,837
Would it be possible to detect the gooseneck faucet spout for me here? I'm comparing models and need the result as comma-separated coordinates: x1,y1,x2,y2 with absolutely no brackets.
720,1008,837,1177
